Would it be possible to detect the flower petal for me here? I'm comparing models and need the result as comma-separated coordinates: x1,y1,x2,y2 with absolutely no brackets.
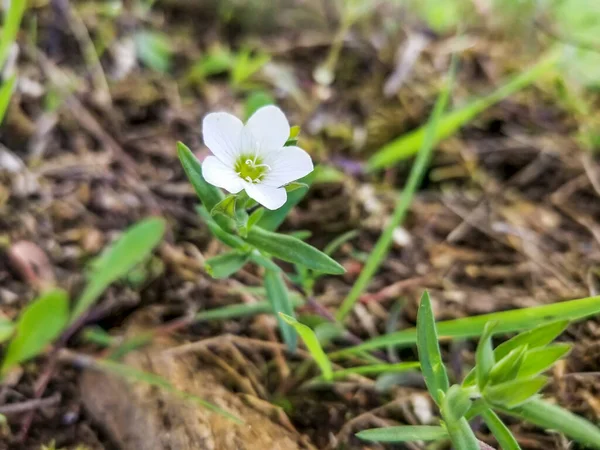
262,146,314,187
244,183,287,210
202,112,244,165
245,105,290,151
202,156,243,194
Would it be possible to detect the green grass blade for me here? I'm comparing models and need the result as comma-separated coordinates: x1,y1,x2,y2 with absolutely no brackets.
0,318,14,344
194,295,305,322
316,362,419,381
90,357,243,424
367,50,561,170
416,291,449,404
0,75,16,125
335,56,457,321
71,218,165,322
0,0,27,69
280,313,333,380
356,425,448,442
481,409,521,450
1,289,69,374
265,270,297,351
329,294,600,358
500,398,600,449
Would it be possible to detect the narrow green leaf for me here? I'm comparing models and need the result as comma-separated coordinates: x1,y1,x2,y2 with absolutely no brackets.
495,320,569,360
1,289,69,374
517,344,571,379
416,292,449,405
476,321,498,389
0,318,15,344
265,270,297,351
485,376,547,409
248,251,282,272
204,252,249,279
356,425,448,442
488,345,528,385
445,417,480,450
329,296,600,358
198,207,249,250
71,218,166,322
323,230,359,256
336,56,457,321
245,208,264,231
481,409,521,450
367,50,560,169
133,30,172,72
195,296,305,322
501,398,600,449
442,385,472,421
280,313,332,380
245,227,345,275
320,362,419,381
0,76,16,125
257,172,314,231
177,142,233,232
91,357,242,423
0,0,27,69
244,90,274,120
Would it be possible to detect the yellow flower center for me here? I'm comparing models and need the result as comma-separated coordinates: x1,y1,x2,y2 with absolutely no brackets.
234,155,271,183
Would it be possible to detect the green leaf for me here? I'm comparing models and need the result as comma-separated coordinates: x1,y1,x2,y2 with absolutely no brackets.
442,385,472,421
367,50,560,169
279,313,332,380
244,90,274,120
257,172,314,231
91,357,242,424
186,45,232,83
517,344,571,379
323,362,419,381
445,417,480,450
336,56,457,321
265,270,297,352
0,76,16,125
211,195,237,219
284,182,308,193
178,142,233,232
488,345,528,385
485,376,547,409
356,425,448,442
230,48,270,88
0,0,27,69
198,207,249,250
0,318,15,344
495,320,569,360
1,289,69,374
133,30,172,72
329,297,600,359
416,291,449,405
195,295,304,322
71,218,166,322
476,321,498,389
501,398,600,449
245,227,345,274
481,409,521,450
204,252,250,279
323,230,358,256
248,251,282,272
245,208,264,232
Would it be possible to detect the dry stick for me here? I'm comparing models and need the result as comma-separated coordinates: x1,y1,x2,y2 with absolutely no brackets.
0,394,61,416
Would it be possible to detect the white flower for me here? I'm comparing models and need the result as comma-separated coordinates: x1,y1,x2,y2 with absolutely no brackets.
201,106,314,210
